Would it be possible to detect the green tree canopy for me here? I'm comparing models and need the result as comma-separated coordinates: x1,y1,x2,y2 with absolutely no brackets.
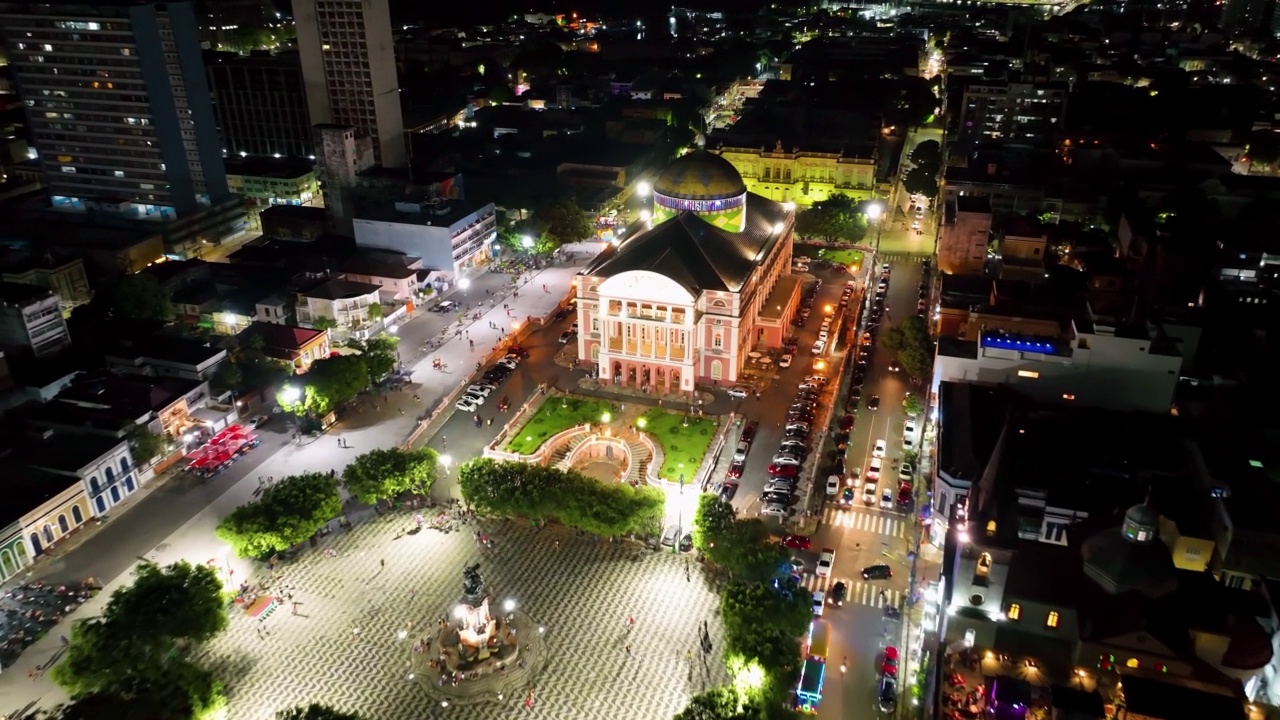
793,194,869,243
351,334,398,385
720,582,812,645
903,164,939,200
52,561,226,706
903,393,925,417
215,472,342,558
535,200,594,247
84,273,174,322
458,458,665,537
672,688,758,720
44,664,224,720
910,139,942,167
342,447,440,504
275,704,365,720
692,493,737,555
126,423,168,465
880,315,934,380
312,316,339,331
1246,130,1280,167
278,354,368,416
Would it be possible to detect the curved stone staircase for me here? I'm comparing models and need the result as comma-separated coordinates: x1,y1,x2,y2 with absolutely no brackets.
624,437,652,485
552,433,594,470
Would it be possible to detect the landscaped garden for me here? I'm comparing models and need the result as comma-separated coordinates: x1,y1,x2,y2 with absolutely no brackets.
638,409,717,484
505,395,615,455
797,245,864,270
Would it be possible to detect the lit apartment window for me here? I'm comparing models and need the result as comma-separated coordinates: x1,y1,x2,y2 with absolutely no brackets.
1046,611,1060,628
1017,370,1039,378
1062,393,1076,400
1007,603,1021,621
1126,658,1140,668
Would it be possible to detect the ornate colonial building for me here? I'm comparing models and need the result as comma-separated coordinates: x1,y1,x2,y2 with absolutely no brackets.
575,149,800,394
715,141,877,207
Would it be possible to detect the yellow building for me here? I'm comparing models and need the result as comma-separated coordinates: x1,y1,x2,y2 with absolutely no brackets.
10,466,93,557
224,158,320,232
715,142,876,207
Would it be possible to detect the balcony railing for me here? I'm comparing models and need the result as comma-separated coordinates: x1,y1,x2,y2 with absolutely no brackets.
605,337,689,362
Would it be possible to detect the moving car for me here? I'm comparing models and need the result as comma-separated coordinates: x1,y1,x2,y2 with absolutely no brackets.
781,534,812,550
779,354,793,368
812,589,826,615
880,486,895,510
717,481,738,502
741,421,760,443
873,438,887,459
727,385,751,399
887,359,901,373
867,395,881,411
847,467,862,488
558,331,575,343
861,564,893,580
726,462,745,480
840,487,855,507
732,441,750,462
862,482,878,505
828,581,848,606
816,548,835,577
867,457,883,482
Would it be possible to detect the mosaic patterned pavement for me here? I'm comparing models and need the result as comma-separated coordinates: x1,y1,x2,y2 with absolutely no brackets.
197,513,730,720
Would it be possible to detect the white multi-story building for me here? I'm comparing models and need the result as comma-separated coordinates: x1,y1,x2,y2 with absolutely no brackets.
292,0,405,168
575,149,799,394
296,278,382,332
0,282,70,357
932,297,1185,413
353,199,495,278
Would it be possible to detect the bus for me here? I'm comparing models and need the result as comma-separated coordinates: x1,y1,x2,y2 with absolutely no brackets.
805,619,830,660
795,620,830,714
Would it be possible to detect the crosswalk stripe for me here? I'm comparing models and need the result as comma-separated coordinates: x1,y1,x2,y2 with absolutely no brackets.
821,506,909,538
799,576,901,609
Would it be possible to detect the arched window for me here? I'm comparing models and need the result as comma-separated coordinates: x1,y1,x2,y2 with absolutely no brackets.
986,520,997,536
711,299,727,309
90,477,100,494
58,514,69,533
120,457,130,473
710,360,723,380
105,466,116,483
72,506,84,524
29,533,42,555
42,524,54,543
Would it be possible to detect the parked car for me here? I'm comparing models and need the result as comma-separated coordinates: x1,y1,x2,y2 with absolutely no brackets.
879,675,898,714
496,358,518,370
812,590,826,616
455,397,480,412
778,442,807,457
768,463,800,477
462,391,486,406
880,486,895,509
466,384,493,398
558,331,575,343
882,646,900,677
899,463,914,482
718,481,739,502
771,453,802,466
826,475,841,496
779,354,793,368
898,483,913,506
727,462,745,480
785,421,812,433
811,339,827,355
727,385,750,400
762,490,793,505
760,504,794,519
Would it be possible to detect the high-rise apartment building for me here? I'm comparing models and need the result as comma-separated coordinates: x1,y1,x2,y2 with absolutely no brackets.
0,0,231,217
207,50,314,159
958,82,1068,146
292,0,405,168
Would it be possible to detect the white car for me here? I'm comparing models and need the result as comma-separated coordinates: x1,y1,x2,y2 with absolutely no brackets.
798,382,821,392
497,359,518,370
772,453,802,466
462,392,486,406
761,503,794,519
817,548,835,577
466,384,493,397
811,339,827,355
903,434,915,450
502,353,522,364
817,330,829,342
899,463,915,482
804,375,827,384
848,467,862,488
812,590,826,616
873,439,887,459
779,354,793,368
881,487,895,510
863,483,878,505
455,397,480,412
727,385,750,399
826,475,841,496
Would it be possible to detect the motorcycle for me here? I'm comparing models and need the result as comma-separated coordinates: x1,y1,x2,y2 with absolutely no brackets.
497,396,510,412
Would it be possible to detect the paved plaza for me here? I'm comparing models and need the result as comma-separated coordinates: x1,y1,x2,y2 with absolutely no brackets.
197,512,730,720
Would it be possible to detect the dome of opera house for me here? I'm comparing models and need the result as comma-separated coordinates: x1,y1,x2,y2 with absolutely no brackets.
653,149,747,201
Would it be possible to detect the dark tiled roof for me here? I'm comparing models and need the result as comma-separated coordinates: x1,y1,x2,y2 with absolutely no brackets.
582,193,788,294
0,463,80,527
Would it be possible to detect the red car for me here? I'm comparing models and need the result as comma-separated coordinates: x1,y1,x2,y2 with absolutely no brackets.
768,463,800,478
882,646,899,677
727,462,746,480
741,421,759,443
781,534,812,550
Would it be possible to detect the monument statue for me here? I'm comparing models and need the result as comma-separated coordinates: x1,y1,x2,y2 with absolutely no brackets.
462,563,484,598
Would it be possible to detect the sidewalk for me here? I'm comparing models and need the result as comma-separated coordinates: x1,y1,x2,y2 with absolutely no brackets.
0,255,598,716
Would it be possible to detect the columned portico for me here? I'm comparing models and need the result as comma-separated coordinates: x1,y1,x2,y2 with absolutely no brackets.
592,271,698,395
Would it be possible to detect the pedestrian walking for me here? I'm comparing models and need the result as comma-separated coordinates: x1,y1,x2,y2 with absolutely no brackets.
380,558,386,569
625,645,634,659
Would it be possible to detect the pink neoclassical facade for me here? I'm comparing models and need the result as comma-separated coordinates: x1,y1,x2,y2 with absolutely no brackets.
574,150,797,395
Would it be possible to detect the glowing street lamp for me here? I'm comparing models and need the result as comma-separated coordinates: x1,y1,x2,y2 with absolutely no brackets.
639,209,652,223
637,181,651,197
440,454,453,472
520,235,535,249
458,278,472,290
601,412,612,424
279,384,301,406
865,202,883,222
636,417,647,429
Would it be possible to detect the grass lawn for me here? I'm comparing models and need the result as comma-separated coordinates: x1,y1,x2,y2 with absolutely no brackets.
815,247,864,269
506,396,613,455
639,409,717,483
